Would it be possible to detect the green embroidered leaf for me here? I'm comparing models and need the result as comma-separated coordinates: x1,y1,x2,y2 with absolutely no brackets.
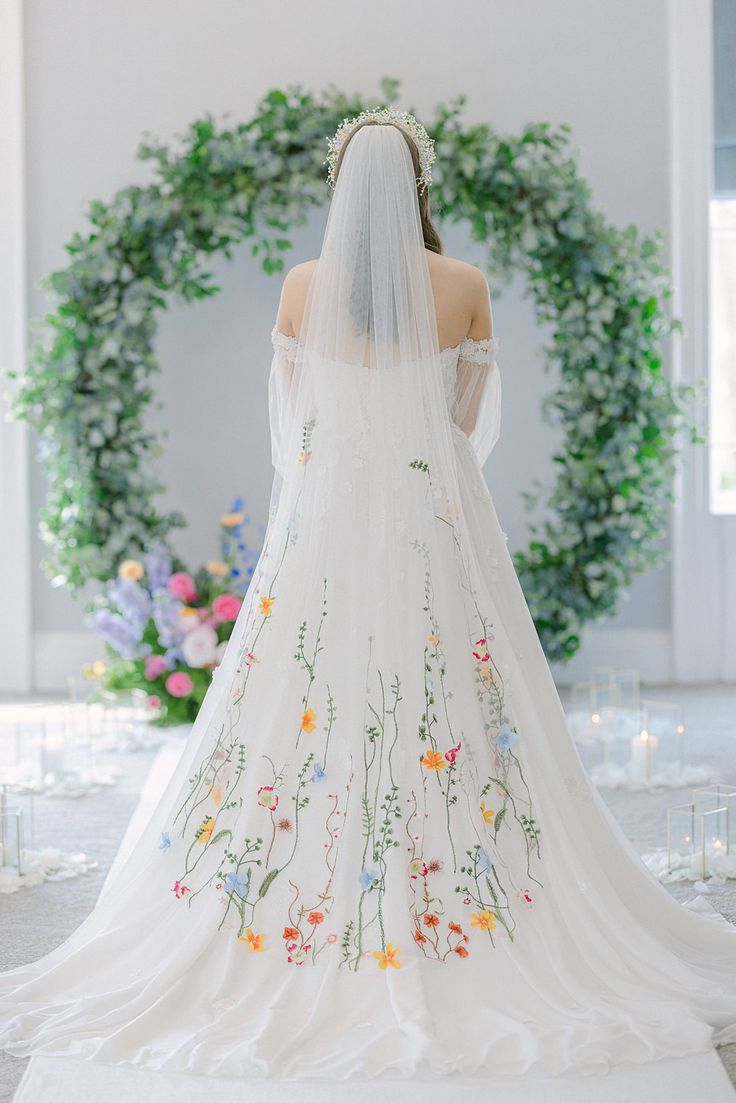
258,868,279,898
210,829,232,846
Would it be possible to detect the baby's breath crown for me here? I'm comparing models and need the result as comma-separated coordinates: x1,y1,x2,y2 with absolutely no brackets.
324,106,436,194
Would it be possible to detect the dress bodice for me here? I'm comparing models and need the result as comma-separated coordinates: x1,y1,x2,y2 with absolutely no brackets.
270,328,500,410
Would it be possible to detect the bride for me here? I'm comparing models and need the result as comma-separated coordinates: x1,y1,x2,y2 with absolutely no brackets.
2,108,736,1083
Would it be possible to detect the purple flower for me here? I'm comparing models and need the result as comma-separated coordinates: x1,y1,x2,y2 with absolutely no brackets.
152,589,184,649
107,577,151,633
86,607,150,660
145,542,172,592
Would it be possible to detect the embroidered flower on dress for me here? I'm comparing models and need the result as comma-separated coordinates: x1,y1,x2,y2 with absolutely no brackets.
239,929,266,951
257,785,279,811
421,749,445,771
373,943,401,969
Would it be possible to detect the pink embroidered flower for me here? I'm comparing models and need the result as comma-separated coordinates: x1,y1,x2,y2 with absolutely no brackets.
212,594,242,622
518,888,534,907
168,571,198,602
445,740,461,765
326,933,337,944
173,880,190,899
473,637,490,662
257,785,279,811
286,941,311,964
165,671,194,698
408,858,428,879
144,654,168,680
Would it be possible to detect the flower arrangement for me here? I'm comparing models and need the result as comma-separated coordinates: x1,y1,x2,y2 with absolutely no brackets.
84,500,262,724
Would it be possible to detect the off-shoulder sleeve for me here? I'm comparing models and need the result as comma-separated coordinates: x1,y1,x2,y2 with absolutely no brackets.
268,327,298,477
449,335,502,467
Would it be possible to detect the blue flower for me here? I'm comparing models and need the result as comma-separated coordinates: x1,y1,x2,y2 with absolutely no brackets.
223,870,250,898
495,723,518,753
144,542,172,591
477,847,491,873
159,831,171,852
311,762,326,782
359,868,379,891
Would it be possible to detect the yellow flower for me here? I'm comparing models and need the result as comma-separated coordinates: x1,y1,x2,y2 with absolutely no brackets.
480,801,495,825
178,606,199,621
239,928,266,952
118,559,144,581
427,634,440,647
422,749,446,771
470,910,497,931
220,512,245,527
259,596,274,616
206,560,229,576
372,943,401,969
197,816,215,844
301,708,317,733
83,659,107,680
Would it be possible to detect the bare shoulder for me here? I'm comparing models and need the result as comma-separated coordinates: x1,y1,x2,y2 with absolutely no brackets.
427,253,493,341
275,259,319,335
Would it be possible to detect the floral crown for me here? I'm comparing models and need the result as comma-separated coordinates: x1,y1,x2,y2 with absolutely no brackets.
324,107,436,195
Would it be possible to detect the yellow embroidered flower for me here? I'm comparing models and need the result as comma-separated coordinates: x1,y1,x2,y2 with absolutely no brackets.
197,815,215,844
239,928,266,952
470,909,497,931
118,558,144,581
422,749,446,771
206,560,229,576
220,512,245,527
298,450,312,464
301,708,317,733
259,596,274,616
372,943,401,969
427,633,440,647
480,801,495,825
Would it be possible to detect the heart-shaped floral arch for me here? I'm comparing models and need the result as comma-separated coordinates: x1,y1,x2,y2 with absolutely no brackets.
11,77,693,662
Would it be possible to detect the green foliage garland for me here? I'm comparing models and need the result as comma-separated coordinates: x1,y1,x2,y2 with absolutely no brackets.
9,77,694,661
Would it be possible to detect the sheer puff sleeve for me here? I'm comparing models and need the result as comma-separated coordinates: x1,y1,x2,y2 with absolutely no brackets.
268,326,298,478
449,334,502,468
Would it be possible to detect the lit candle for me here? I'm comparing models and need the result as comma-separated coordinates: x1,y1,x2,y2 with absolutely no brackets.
630,729,658,780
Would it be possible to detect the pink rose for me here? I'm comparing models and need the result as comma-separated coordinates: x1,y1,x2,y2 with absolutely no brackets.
147,694,161,709
166,671,193,698
144,654,168,680
168,571,197,602
212,593,242,622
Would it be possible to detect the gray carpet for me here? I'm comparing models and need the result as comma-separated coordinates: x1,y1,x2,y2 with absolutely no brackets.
0,683,734,1101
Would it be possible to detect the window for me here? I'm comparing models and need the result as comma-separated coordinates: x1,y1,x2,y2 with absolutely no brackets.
709,0,736,514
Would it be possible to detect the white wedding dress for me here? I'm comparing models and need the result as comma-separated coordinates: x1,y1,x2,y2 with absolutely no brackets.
2,122,736,1088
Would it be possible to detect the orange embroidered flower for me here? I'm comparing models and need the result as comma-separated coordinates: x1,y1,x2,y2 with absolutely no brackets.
197,815,215,843
480,801,495,825
258,596,274,616
423,913,440,928
373,943,401,969
454,944,470,958
211,782,223,806
239,928,266,951
307,911,325,925
282,926,300,940
470,909,497,931
413,929,428,943
448,921,464,934
421,749,445,771
301,708,317,733
427,633,440,647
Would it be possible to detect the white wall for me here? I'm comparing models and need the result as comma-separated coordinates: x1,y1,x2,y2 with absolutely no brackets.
20,0,677,685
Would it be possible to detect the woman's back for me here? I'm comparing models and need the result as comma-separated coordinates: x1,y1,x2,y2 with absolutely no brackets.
275,250,494,351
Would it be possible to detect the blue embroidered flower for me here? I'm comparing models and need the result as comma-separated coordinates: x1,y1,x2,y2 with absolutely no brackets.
311,762,326,782
223,871,249,898
477,847,491,873
159,831,171,852
495,723,518,752
359,868,380,891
